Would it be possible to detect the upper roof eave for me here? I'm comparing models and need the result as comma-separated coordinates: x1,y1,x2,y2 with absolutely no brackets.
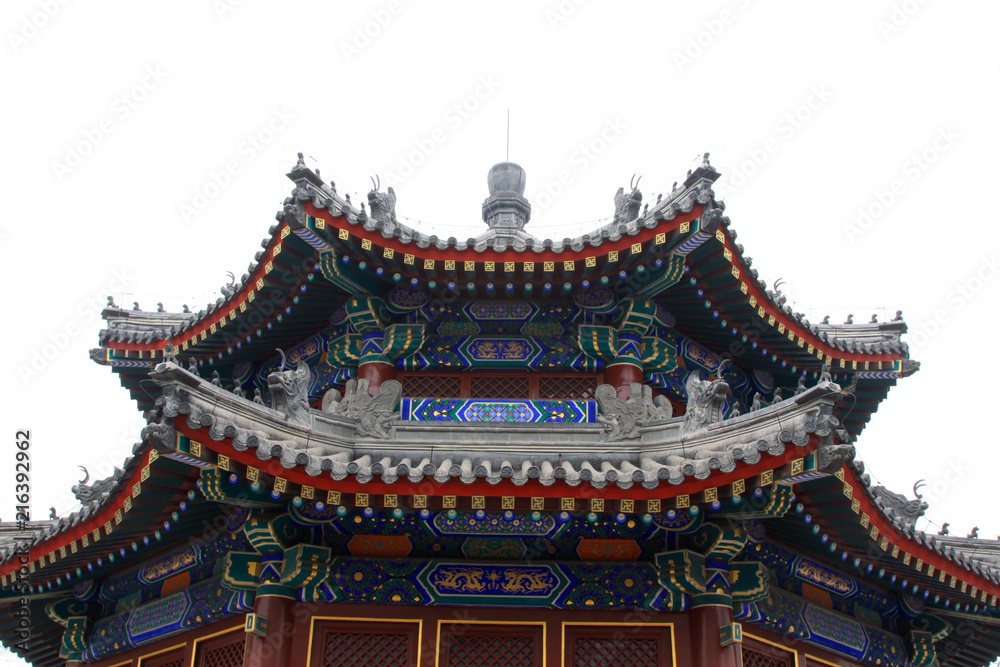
92,158,913,379
285,169,717,257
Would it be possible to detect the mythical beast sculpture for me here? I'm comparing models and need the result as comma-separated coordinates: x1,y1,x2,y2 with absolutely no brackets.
367,175,398,228
681,365,730,434
595,383,672,441
267,348,312,426
871,480,929,531
322,377,402,439
613,174,643,225
72,466,122,505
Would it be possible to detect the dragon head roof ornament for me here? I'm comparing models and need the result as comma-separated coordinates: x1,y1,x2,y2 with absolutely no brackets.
267,348,313,427
871,479,929,531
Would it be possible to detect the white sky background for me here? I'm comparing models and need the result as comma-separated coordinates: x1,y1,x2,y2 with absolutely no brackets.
2,0,1000,664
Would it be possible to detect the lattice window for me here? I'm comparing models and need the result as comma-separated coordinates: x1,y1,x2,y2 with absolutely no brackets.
321,631,411,667
143,649,186,667
470,375,530,398
538,375,598,399
742,644,794,667
445,634,535,667
572,637,659,667
403,374,462,398
198,637,245,667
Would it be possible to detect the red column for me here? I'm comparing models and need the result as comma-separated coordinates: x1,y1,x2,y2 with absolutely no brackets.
689,604,741,667
357,361,396,396
604,363,643,400
243,594,296,667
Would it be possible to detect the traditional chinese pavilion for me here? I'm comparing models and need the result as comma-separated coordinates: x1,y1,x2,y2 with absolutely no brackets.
4,154,1000,667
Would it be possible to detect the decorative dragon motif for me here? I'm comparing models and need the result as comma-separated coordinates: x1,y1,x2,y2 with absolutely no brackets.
367,175,398,228
681,364,730,434
71,466,122,505
220,271,237,298
430,567,486,593
322,378,402,439
428,566,556,595
594,383,672,441
871,480,929,530
500,569,555,594
816,443,856,473
613,174,643,225
267,348,313,427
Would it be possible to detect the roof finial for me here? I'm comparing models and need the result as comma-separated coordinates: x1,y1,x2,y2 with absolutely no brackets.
295,152,306,169
483,162,530,233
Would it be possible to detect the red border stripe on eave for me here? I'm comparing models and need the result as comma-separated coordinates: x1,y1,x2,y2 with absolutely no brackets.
0,450,155,581
108,224,290,354
840,469,998,601
715,229,901,365
303,202,704,264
